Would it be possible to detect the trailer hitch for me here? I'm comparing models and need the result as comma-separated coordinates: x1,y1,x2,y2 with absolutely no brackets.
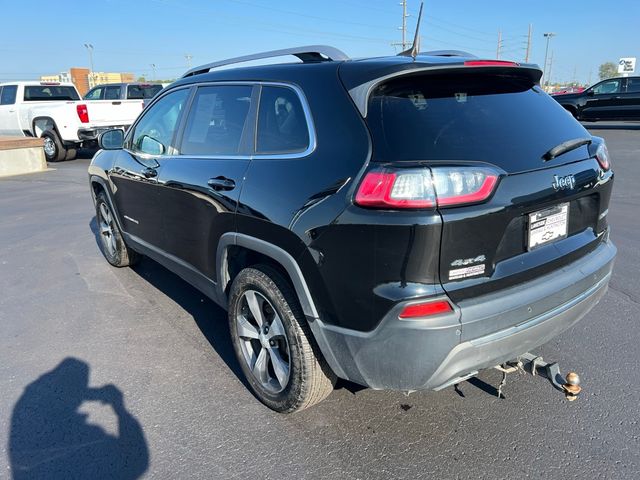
494,352,582,401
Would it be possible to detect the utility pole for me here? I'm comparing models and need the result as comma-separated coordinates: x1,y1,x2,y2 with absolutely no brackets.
572,65,577,85
150,64,156,81
541,32,556,88
84,43,94,87
525,24,532,62
391,0,411,51
185,54,193,69
496,30,502,59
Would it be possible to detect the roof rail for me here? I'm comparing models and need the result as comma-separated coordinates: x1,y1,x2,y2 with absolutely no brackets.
421,50,478,58
182,45,350,78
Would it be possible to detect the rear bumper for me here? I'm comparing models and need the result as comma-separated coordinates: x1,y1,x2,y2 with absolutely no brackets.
310,239,616,390
78,125,129,142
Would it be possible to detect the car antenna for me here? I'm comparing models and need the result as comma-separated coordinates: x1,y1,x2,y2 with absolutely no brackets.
398,1,424,59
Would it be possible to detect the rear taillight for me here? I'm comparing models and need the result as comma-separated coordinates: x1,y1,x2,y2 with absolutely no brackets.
595,143,610,171
399,300,453,319
355,166,499,209
76,104,89,123
464,60,519,67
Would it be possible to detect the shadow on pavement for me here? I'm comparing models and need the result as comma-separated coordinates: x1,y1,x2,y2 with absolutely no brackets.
8,358,148,480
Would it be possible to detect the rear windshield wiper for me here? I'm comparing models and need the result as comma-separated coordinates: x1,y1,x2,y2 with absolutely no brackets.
543,137,592,161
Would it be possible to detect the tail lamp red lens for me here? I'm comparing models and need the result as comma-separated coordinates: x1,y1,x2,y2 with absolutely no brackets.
595,143,610,170
399,300,453,319
76,104,89,123
355,167,499,209
464,60,519,67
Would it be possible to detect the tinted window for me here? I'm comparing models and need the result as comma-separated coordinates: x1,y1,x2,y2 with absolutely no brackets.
626,78,640,93
84,87,103,100
257,86,309,154
180,85,252,156
592,79,621,95
105,86,122,100
127,84,163,100
1,85,17,105
24,85,79,101
366,73,590,172
130,88,190,156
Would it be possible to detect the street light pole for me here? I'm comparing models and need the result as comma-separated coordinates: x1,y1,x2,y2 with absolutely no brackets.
542,33,556,89
150,64,156,81
84,43,94,87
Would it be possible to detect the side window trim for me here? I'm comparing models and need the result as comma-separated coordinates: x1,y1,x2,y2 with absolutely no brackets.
160,81,316,160
123,85,194,157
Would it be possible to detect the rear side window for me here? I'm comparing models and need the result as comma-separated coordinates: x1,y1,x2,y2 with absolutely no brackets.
128,84,163,99
24,85,79,101
626,78,640,93
1,85,17,105
257,86,309,154
105,86,121,100
180,85,253,156
366,73,589,171
130,88,190,155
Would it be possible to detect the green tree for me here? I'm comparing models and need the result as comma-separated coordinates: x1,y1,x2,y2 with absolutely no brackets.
598,62,617,81
136,76,146,82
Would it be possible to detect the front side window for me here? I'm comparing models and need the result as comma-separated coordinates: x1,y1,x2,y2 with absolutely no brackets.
180,85,253,156
104,86,122,100
626,78,640,93
257,86,309,154
130,88,190,155
84,87,103,100
592,80,621,95
0,85,17,105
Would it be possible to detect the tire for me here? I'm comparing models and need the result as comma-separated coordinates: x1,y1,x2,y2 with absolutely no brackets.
41,130,66,162
95,191,140,267
228,265,335,413
64,147,77,161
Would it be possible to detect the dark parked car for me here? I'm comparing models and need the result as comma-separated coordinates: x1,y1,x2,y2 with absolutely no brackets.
552,76,640,121
84,82,163,106
88,46,615,413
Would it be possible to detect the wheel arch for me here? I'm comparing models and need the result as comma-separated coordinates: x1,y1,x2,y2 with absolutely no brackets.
561,104,578,118
32,116,60,138
217,233,320,320
89,175,126,233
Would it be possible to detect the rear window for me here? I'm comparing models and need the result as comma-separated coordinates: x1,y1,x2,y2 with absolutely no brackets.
127,84,163,100
366,73,589,171
24,86,79,101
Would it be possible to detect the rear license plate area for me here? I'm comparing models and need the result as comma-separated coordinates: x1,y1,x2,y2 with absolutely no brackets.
527,203,569,250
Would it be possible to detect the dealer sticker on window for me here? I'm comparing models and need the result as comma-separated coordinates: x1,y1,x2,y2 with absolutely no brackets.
527,203,569,250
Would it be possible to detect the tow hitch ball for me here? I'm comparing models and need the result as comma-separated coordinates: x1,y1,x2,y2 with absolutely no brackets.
494,352,582,401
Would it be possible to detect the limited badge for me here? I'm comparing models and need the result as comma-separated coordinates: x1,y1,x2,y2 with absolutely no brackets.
449,263,485,281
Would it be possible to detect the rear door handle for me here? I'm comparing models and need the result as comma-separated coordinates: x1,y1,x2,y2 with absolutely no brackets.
208,177,236,191
112,101,122,105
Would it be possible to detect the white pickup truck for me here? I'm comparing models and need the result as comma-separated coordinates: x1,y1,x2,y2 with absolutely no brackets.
0,81,146,161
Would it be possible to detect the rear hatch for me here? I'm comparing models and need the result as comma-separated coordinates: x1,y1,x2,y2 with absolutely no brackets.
362,68,613,304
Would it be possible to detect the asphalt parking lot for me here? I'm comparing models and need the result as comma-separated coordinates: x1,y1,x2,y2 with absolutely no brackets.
1,127,639,479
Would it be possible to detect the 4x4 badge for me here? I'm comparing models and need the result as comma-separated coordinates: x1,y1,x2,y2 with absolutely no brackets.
552,174,576,191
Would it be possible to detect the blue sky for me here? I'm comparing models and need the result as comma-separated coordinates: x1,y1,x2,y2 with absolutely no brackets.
0,0,638,84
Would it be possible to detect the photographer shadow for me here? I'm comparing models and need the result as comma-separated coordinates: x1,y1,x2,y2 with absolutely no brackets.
8,358,148,480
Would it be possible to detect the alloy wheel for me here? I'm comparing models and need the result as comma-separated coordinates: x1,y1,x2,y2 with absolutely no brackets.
98,202,117,257
236,290,291,393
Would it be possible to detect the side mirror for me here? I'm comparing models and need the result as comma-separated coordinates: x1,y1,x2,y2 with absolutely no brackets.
139,135,165,155
586,89,595,97
99,129,124,150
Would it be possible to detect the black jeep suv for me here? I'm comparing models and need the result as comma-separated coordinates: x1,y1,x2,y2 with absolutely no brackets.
89,46,616,413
